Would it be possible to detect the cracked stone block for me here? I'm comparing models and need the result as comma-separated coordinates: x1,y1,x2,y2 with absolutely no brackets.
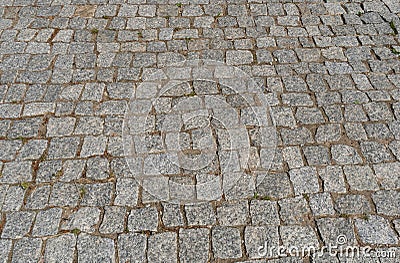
280,226,319,248
77,234,115,262
217,200,249,226
11,238,42,263
44,234,76,263
128,206,158,232
309,193,335,216
279,196,312,225
162,203,184,227
274,49,298,63
118,233,147,263
61,207,101,233
289,167,320,195
250,200,280,226
1,211,35,239
355,216,399,245
32,208,62,237
317,218,356,246
318,166,347,193
343,165,379,191
334,194,372,215
99,206,126,234
324,105,343,123
331,145,362,165
245,226,279,259
185,203,216,226
179,228,210,263
148,232,177,263
372,190,400,216
212,226,242,259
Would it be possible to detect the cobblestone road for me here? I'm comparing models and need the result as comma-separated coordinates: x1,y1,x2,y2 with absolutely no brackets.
0,0,399,262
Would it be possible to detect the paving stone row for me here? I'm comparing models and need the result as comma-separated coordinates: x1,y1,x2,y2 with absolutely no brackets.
0,0,400,262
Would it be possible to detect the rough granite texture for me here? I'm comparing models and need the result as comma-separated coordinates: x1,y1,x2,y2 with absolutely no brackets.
0,0,399,262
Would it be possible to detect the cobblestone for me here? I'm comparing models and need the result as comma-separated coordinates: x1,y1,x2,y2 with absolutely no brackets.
355,216,399,245
0,1,399,261
148,232,177,263
2,211,35,239
128,206,158,232
179,228,210,263
77,234,115,262
44,234,76,263
212,226,242,259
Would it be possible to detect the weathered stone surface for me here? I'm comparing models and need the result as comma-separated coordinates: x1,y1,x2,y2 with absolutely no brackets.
289,167,320,195
212,226,242,259
32,208,62,237
250,200,280,226
179,228,210,263
128,206,158,232
77,234,115,262
0,1,399,260
355,216,399,245
11,238,42,263
2,211,35,239
118,233,147,263
217,201,249,226
45,234,76,263
148,232,177,263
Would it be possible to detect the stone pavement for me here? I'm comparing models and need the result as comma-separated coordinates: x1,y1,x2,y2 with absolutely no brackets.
0,0,399,262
